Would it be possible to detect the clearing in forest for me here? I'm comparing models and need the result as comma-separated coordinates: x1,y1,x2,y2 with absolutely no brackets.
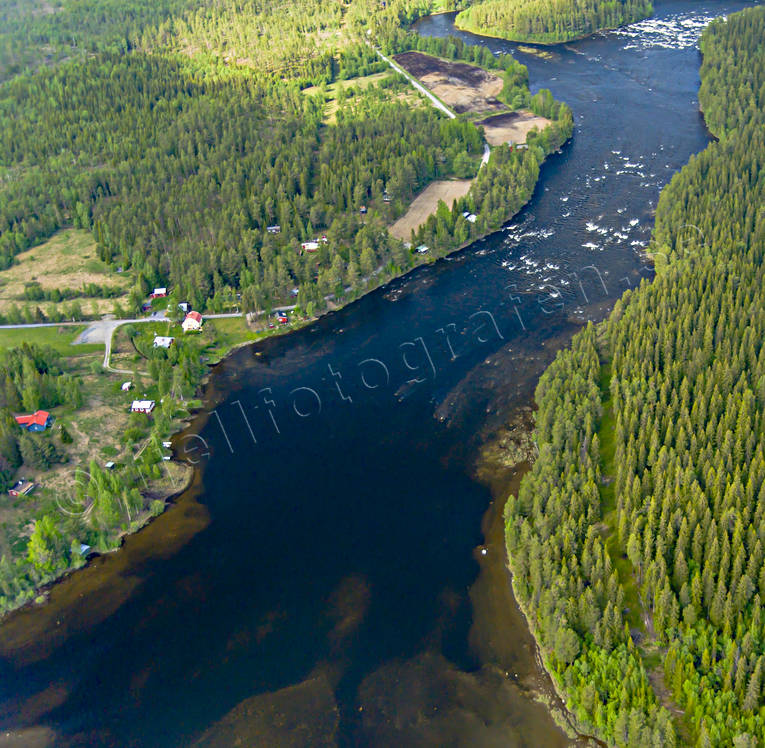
388,179,473,241
302,71,422,124
0,229,130,316
478,110,551,146
392,52,506,114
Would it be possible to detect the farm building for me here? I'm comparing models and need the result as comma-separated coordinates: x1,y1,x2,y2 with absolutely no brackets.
15,410,52,432
8,479,35,497
131,400,155,414
301,241,320,252
182,311,203,332
150,287,167,299
266,225,281,234
153,336,175,349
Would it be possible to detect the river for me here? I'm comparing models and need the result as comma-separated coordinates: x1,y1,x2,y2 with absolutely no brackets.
0,1,759,745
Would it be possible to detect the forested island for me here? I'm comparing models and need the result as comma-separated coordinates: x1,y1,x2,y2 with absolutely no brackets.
455,0,652,44
0,0,573,617
508,5,765,745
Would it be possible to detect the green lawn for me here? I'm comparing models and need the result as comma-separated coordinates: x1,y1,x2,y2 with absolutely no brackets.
202,317,269,361
0,325,102,356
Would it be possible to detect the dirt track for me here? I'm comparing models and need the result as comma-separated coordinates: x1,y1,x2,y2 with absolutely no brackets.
389,180,473,241
478,110,552,146
393,52,505,114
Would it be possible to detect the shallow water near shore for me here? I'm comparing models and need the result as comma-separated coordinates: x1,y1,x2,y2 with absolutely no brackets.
0,1,759,744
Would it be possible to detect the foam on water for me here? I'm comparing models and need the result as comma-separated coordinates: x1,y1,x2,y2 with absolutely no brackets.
612,11,722,50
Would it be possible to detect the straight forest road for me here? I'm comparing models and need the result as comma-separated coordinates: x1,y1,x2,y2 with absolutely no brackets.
374,48,456,119
375,47,492,170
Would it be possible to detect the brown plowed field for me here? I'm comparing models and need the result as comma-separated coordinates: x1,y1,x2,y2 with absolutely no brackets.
478,110,552,146
393,51,505,114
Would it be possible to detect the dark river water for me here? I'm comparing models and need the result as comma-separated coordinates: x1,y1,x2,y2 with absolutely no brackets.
0,2,760,745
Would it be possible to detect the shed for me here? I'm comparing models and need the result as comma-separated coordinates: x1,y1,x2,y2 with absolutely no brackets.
9,480,35,497
153,336,175,349
131,400,155,414
121,381,133,392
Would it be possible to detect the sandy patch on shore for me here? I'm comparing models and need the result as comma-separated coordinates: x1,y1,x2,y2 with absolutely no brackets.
389,180,473,241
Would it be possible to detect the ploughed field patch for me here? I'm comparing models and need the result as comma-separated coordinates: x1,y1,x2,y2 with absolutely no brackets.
477,110,552,147
392,51,506,114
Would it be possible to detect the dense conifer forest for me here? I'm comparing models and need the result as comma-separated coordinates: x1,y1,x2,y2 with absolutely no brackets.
455,0,652,43
0,0,574,615
508,6,765,745
0,0,572,319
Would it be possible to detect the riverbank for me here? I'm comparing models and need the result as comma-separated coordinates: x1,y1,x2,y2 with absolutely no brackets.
452,0,653,45
0,51,572,625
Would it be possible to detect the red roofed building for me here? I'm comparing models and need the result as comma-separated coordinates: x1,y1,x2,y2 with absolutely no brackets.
15,410,52,432
182,310,203,332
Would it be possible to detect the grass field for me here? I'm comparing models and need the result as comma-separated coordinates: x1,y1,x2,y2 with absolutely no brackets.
0,325,102,356
203,317,265,360
389,179,473,241
0,229,131,316
302,72,422,123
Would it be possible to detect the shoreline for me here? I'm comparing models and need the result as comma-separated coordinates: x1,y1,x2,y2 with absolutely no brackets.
0,461,195,622
420,6,653,46
472,406,597,744
0,130,570,626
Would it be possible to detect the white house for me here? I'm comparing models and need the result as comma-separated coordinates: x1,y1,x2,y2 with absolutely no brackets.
131,400,155,414
301,241,319,252
182,311,203,332
153,336,174,349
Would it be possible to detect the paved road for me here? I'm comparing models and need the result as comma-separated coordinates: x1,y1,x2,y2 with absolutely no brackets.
95,312,244,373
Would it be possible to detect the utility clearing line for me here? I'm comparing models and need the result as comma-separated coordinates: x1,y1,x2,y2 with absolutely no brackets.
374,48,456,118
374,46,493,170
